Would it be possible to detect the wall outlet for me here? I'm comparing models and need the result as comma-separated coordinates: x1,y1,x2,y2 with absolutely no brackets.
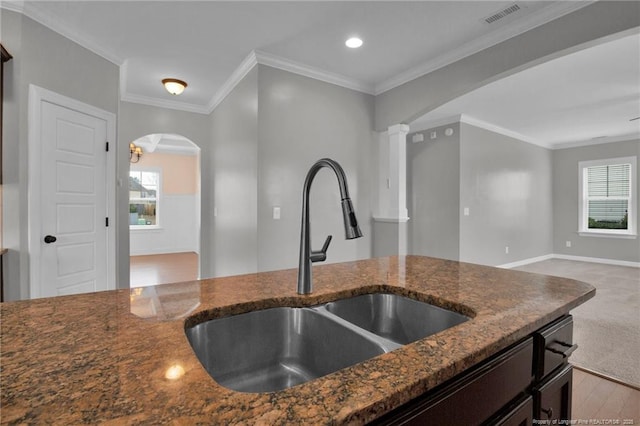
565,240,572,248
463,207,470,216
430,131,437,139
505,246,509,254
273,206,281,220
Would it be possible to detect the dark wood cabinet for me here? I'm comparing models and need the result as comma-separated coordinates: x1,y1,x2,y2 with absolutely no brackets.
372,315,575,426
533,364,573,423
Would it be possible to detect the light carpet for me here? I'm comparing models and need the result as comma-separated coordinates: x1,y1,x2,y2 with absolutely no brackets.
514,259,640,388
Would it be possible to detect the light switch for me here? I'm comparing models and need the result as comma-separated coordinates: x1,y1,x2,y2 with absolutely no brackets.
273,206,281,220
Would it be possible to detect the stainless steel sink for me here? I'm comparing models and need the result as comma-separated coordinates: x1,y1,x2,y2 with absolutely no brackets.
185,307,386,393
323,293,469,345
186,293,470,393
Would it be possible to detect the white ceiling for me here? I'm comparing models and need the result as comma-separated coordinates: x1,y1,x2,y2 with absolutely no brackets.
411,31,640,148
3,1,639,147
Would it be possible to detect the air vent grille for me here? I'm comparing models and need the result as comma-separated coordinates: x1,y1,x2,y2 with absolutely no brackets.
484,4,521,24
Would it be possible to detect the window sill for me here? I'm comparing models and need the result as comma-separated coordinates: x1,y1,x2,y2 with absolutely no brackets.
130,226,163,232
578,231,637,239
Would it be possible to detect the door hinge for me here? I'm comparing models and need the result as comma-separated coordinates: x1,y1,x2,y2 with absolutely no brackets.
105,141,109,152
105,217,109,227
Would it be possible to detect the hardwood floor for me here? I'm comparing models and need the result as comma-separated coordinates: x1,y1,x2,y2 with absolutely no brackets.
130,252,198,287
572,367,639,423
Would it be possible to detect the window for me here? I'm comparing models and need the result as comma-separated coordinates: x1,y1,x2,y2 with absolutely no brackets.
129,170,160,228
579,156,636,237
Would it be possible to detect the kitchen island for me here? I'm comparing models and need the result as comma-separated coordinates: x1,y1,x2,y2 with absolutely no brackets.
0,256,594,424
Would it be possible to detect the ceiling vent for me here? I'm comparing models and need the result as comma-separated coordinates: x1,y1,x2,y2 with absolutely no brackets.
483,4,522,24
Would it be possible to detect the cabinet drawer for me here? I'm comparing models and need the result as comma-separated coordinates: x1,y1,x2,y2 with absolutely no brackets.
533,364,573,422
534,316,576,380
374,338,534,425
494,396,533,426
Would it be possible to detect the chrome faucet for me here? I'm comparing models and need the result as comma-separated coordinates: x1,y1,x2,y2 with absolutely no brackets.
298,158,362,294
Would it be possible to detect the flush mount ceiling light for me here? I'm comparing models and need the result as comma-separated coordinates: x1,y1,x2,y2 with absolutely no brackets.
162,78,187,95
345,37,363,49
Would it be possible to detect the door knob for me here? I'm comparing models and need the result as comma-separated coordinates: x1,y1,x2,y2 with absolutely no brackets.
44,235,57,244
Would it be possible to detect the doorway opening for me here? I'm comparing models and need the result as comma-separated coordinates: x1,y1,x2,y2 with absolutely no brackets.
128,133,200,287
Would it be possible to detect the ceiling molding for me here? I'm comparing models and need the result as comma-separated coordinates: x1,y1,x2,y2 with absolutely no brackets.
254,50,375,95
3,0,600,120
551,133,640,150
4,1,123,65
120,91,210,115
206,50,258,114
374,1,596,95
409,115,463,134
411,115,640,151
459,115,552,148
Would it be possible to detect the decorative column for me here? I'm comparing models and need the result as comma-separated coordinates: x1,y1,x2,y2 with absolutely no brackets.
373,124,409,256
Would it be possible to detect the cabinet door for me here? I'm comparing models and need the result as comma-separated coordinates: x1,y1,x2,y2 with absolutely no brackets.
533,365,573,423
374,338,534,425
494,396,533,426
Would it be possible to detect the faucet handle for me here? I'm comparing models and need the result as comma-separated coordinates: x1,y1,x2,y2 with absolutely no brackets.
310,235,332,263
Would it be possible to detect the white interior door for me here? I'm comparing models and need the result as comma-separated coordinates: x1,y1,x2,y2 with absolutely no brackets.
29,85,116,298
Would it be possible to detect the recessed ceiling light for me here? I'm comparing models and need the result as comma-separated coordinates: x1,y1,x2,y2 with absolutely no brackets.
345,37,363,49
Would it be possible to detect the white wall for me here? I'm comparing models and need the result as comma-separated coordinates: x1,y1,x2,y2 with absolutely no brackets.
256,65,375,272
130,194,198,255
459,123,553,266
207,67,259,278
1,11,119,300
402,121,554,267
407,123,461,260
553,139,640,263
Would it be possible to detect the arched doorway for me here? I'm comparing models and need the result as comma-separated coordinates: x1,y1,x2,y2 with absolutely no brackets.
128,133,201,287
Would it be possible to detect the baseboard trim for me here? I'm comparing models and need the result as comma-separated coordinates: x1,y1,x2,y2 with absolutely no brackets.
130,249,198,257
497,254,554,269
552,254,640,268
498,253,640,269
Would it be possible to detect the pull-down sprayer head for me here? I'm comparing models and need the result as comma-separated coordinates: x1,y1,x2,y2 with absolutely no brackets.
341,198,362,240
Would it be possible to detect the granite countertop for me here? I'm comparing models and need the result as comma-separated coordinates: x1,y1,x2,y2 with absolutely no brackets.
0,256,595,424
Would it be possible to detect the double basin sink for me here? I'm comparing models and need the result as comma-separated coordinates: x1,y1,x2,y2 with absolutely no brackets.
185,293,469,393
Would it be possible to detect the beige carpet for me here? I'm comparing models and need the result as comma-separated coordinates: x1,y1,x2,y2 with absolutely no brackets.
514,259,640,388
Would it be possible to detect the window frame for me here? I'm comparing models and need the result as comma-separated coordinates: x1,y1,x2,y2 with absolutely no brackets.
578,156,637,239
129,168,162,230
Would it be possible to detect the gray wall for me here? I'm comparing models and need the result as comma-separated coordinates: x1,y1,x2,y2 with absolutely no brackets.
407,123,460,260
256,65,374,272
118,102,210,285
459,123,553,266
553,139,640,263
374,1,640,131
207,67,259,278
1,11,119,300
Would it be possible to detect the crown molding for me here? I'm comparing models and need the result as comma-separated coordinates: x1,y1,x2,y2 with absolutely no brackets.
374,1,596,95
551,133,640,150
206,50,258,113
3,0,123,65
254,50,375,95
120,91,210,115
4,0,597,117
460,114,552,148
